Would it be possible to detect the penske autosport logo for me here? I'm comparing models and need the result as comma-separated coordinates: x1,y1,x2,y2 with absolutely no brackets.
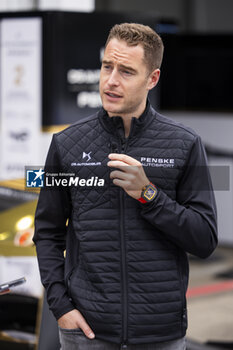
141,157,175,168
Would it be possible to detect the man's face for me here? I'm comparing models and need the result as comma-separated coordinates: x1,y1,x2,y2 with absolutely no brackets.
99,38,159,118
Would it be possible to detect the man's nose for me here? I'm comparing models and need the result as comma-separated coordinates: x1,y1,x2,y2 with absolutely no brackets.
107,69,120,87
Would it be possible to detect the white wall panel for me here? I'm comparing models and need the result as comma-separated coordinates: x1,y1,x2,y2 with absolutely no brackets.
38,0,95,12
0,0,34,11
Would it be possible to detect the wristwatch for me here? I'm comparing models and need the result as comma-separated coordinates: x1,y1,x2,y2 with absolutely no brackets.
137,182,158,204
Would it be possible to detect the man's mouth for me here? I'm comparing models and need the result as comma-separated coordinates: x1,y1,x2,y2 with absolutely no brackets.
105,91,122,99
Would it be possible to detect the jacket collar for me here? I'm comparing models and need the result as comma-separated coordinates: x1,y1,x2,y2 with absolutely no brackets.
98,100,156,139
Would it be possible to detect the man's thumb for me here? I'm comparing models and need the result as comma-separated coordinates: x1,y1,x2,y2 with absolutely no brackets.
81,324,95,339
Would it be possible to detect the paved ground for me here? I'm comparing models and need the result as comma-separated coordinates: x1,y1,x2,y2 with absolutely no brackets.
187,246,233,345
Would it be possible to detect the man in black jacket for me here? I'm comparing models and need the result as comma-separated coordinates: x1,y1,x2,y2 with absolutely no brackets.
34,23,217,350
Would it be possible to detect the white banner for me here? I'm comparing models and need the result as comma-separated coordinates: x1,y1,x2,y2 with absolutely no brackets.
0,17,42,180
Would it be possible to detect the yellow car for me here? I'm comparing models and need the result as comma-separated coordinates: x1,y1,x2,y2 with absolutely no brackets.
0,179,42,350
0,178,38,256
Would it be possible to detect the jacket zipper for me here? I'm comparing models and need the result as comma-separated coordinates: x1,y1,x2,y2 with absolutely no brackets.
118,136,128,349
177,254,187,332
120,188,128,349
118,121,134,349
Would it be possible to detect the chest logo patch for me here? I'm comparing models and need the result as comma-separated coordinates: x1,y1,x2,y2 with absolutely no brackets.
71,151,101,167
141,157,175,168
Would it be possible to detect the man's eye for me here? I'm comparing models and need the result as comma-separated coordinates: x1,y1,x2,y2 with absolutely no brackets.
123,70,132,75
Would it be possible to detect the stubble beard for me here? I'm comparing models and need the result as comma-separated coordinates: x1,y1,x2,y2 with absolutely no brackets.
103,97,145,118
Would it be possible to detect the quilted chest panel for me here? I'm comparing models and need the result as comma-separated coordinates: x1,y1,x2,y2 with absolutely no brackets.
56,118,113,210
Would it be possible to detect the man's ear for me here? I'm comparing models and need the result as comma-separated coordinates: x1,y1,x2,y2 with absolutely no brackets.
147,69,160,90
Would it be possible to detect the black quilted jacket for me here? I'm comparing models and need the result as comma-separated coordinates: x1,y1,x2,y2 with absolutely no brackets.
34,102,217,346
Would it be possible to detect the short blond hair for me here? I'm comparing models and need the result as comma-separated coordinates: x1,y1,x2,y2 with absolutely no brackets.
105,23,164,72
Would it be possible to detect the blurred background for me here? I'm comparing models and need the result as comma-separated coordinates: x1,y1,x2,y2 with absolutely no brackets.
0,1,232,349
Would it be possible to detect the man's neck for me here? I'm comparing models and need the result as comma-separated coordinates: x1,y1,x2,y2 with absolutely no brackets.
122,117,132,138
109,101,147,138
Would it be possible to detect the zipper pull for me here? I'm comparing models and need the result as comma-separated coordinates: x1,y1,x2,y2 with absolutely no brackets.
121,343,128,349
110,142,118,153
121,138,126,153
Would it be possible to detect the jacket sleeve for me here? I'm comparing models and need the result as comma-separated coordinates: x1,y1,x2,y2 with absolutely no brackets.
33,134,75,319
140,135,218,258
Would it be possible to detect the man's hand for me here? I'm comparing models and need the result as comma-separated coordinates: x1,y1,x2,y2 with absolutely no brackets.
107,153,149,199
58,309,95,339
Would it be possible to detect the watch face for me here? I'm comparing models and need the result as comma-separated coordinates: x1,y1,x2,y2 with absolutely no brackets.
143,185,157,201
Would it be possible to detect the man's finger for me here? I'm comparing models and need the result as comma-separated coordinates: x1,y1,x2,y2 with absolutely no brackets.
80,322,95,339
108,153,141,166
112,178,130,189
72,310,95,339
108,160,130,171
108,161,141,175
110,170,134,181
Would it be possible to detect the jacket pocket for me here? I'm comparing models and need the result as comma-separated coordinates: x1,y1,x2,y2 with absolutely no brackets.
66,266,78,300
59,326,83,334
66,271,73,300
